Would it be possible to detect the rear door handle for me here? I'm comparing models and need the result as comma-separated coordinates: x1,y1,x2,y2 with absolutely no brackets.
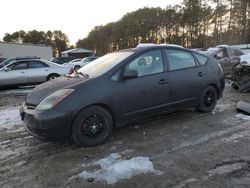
21,71,25,73
158,79,168,84
197,72,204,77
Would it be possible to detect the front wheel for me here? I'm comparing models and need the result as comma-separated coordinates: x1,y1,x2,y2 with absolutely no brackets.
72,106,113,147
197,86,217,113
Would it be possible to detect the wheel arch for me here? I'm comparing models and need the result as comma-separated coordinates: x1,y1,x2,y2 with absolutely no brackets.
46,73,60,80
207,83,220,98
71,103,116,131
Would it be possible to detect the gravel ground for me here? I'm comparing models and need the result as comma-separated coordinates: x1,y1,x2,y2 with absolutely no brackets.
0,85,250,188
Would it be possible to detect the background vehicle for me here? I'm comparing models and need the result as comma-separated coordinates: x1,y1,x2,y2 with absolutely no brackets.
21,45,224,147
69,56,99,70
0,56,40,68
201,45,244,75
231,58,250,92
0,58,71,87
50,57,76,65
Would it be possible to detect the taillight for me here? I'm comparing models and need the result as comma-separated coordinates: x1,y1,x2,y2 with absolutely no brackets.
69,68,74,74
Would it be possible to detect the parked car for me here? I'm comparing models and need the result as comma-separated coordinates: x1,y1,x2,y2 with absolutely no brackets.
20,45,225,147
201,45,244,76
68,56,99,70
0,59,71,88
50,57,76,65
65,58,83,65
231,55,250,92
0,56,41,68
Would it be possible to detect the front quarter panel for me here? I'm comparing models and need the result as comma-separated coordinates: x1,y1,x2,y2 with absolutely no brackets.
54,77,122,126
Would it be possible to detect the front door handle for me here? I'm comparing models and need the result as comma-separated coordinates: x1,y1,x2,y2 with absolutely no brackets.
158,79,168,84
21,71,25,73
197,72,204,77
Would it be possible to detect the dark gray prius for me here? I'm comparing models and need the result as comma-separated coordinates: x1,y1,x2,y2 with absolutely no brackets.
20,45,225,147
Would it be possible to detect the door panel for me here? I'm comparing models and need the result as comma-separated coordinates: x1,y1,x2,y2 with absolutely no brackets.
2,62,28,85
27,61,50,83
165,49,205,105
1,70,28,85
168,66,205,103
119,49,170,117
119,73,170,116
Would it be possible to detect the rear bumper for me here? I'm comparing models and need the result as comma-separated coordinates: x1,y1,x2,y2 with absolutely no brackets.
20,105,73,140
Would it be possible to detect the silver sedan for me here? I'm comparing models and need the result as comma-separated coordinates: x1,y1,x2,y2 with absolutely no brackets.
0,59,71,87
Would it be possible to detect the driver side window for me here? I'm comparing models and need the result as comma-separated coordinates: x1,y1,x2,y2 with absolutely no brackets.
125,50,164,77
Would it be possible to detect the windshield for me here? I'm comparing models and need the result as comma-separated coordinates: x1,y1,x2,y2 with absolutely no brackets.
78,52,133,77
0,58,15,68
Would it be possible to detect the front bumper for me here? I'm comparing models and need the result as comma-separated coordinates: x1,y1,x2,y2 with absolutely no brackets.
20,105,73,140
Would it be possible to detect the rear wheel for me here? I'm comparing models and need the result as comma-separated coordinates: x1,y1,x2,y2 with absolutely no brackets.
74,65,81,71
72,106,113,147
198,86,217,112
47,74,59,81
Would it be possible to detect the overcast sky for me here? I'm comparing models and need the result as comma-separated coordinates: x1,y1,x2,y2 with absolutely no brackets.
1,0,182,45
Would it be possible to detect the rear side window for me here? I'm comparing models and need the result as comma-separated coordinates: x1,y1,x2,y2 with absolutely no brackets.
166,50,196,71
28,61,49,68
193,53,208,65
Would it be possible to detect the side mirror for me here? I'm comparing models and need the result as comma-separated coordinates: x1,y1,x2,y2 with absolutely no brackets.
123,69,138,80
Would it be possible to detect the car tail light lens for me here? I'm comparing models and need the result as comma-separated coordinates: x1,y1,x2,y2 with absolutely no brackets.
69,68,74,74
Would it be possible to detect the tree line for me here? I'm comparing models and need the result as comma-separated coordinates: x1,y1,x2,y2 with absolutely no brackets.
77,0,250,55
2,30,71,56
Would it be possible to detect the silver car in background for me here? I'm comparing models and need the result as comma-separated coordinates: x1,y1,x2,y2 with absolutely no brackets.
66,56,99,70
0,59,71,87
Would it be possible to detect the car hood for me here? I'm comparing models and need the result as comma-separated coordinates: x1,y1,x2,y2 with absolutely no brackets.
25,76,87,106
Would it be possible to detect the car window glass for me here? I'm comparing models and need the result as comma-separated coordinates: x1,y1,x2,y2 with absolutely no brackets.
125,50,164,77
8,62,27,70
193,53,208,65
28,61,49,68
166,50,196,71
110,69,122,81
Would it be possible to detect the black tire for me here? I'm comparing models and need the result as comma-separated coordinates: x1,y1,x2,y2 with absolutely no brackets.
72,106,113,147
231,82,239,90
74,65,81,71
198,86,217,113
47,74,59,81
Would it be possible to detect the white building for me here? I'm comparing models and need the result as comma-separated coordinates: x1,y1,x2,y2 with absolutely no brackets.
0,42,53,60
61,48,95,58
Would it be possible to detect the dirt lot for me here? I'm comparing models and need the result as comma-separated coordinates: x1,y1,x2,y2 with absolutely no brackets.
0,85,250,188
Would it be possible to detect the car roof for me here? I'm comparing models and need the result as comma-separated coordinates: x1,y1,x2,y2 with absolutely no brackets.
116,44,186,54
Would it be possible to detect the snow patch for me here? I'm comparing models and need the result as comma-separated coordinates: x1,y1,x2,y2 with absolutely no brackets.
74,152,161,184
0,88,32,96
213,103,234,113
0,107,22,130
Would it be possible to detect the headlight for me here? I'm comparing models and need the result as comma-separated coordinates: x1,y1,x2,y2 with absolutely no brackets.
36,89,74,111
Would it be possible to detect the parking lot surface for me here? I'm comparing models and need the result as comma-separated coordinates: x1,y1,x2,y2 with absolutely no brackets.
0,85,250,188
